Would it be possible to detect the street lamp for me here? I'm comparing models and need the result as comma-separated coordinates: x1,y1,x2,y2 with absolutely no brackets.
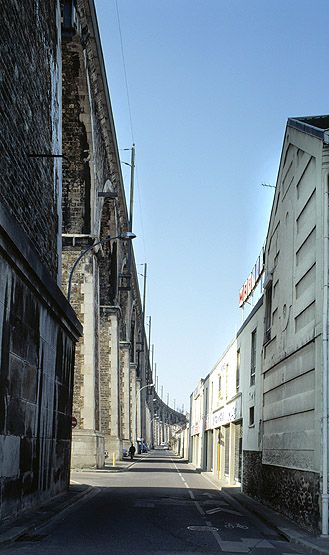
67,231,136,302
135,382,154,450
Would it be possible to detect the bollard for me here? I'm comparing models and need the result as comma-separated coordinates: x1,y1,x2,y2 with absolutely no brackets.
112,452,116,467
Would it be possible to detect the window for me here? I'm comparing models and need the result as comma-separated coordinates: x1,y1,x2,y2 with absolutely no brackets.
205,387,208,414
249,406,255,426
250,329,256,386
236,349,240,392
225,364,229,400
218,375,222,400
264,280,273,343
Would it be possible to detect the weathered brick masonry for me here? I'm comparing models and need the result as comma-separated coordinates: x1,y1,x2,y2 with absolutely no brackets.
61,0,151,466
0,0,62,279
0,0,81,521
61,0,130,466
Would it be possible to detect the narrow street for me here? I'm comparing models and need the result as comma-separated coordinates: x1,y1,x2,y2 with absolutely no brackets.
1,451,307,555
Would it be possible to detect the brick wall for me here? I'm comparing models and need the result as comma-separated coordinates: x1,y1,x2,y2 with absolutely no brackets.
62,37,92,234
100,310,112,434
61,2,122,451
0,0,61,279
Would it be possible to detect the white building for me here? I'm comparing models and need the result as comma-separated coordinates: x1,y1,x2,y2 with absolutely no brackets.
256,115,329,533
189,115,329,533
190,340,242,485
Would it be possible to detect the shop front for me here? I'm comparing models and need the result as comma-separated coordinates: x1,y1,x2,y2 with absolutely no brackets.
211,394,242,484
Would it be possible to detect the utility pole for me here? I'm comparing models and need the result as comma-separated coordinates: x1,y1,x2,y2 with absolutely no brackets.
154,362,157,393
148,316,152,351
151,343,154,379
123,144,135,343
129,144,135,231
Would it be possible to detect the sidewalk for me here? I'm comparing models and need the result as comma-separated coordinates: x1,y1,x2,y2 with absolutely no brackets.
71,453,144,474
201,470,329,555
0,483,94,547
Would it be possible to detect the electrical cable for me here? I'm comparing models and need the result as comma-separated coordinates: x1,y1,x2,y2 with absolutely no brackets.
115,0,134,144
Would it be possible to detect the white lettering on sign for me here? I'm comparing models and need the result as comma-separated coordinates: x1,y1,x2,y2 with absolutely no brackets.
212,396,241,429
239,248,264,307
191,421,203,436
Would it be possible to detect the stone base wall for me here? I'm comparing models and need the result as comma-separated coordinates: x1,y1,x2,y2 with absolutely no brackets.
0,204,81,522
122,439,131,451
105,435,122,461
243,450,320,532
242,451,263,498
71,430,105,469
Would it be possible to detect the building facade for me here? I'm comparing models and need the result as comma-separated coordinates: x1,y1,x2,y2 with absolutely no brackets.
190,341,242,486
61,0,150,467
254,115,329,532
189,115,329,533
0,0,82,521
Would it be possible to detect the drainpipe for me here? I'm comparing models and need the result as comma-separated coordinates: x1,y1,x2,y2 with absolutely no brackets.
322,172,329,536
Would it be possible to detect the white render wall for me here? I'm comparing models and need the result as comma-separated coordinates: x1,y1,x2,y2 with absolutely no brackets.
262,126,325,473
190,381,204,468
237,297,263,453
209,339,238,419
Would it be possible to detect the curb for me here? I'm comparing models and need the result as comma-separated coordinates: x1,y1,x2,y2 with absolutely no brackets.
0,458,144,546
0,484,94,548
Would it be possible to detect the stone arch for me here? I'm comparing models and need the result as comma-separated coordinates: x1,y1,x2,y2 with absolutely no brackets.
62,34,94,235
94,179,117,240
98,198,118,306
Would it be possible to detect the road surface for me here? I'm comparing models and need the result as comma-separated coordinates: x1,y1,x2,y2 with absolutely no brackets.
0,450,307,554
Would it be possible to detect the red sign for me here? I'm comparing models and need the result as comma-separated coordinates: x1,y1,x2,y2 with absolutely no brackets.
71,416,78,429
239,248,264,307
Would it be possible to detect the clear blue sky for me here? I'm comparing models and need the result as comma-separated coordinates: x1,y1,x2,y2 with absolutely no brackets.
95,0,329,412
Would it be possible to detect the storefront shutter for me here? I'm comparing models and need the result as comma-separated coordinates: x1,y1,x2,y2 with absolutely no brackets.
224,426,230,475
234,421,243,482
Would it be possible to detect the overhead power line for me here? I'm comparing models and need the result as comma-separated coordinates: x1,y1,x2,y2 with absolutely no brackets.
115,0,134,143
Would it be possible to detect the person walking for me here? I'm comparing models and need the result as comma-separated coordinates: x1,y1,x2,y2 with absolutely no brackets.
128,442,136,460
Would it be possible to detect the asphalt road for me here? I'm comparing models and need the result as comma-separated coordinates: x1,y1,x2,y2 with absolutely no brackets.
1,451,307,554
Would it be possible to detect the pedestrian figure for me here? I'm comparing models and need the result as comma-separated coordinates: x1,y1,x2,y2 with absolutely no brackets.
128,442,136,460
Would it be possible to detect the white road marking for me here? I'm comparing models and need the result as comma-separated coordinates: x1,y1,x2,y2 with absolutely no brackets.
187,525,218,532
206,506,242,516
188,489,195,500
194,501,204,515
170,458,278,553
